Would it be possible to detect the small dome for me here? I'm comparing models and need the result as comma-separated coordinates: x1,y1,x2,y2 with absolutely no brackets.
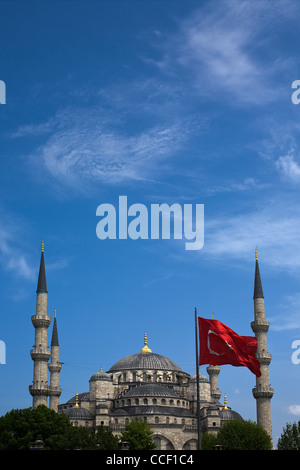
189,373,209,383
90,369,112,382
63,406,93,420
122,383,181,399
220,408,243,421
66,392,89,404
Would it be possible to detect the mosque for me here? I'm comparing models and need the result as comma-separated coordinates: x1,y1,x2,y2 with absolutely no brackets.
29,244,273,450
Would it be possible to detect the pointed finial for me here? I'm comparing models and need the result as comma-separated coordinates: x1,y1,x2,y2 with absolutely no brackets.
211,313,213,319
223,393,228,410
75,392,79,407
255,247,258,260
100,365,103,372
42,240,44,253
140,330,152,353
54,307,56,318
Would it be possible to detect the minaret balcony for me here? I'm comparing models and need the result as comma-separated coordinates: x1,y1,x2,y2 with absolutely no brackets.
48,386,62,397
48,362,62,373
256,351,272,365
252,386,274,400
30,348,51,362
31,315,51,329
250,320,269,333
29,384,51,396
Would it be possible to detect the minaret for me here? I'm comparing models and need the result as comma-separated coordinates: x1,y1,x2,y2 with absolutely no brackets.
48,308,62,412
29,242,51,407
207,314,222,401
251,249,273,441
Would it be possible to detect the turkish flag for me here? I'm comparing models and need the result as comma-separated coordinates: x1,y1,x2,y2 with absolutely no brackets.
198,317,261,377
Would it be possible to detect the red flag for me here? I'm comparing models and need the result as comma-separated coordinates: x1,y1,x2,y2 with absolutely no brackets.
198,317,261,377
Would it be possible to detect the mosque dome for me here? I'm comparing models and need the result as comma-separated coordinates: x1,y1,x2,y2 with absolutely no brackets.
219,394,243,421
62,393,94,421
122,383,181,399
219,408,243,421
189,373,209,383
63,405,94,420
90,366,112,382
108,332,182,373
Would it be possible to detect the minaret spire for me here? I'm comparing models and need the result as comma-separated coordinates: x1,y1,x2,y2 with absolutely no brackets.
48,308,62,412
29,242,51,407
251,249,273,443
253,248,264,299
37,241,47,294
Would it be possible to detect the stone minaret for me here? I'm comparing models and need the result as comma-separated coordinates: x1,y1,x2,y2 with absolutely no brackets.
206,365,222,401
48,309,62,412
206,314,222,402
251,249,273,441
29,242,51,407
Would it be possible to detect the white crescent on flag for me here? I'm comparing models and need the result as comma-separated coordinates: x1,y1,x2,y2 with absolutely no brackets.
207,329,234,356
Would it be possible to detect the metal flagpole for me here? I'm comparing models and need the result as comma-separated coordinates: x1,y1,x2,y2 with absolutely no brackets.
194,307,201,450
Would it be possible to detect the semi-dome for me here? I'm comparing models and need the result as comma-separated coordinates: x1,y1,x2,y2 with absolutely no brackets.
108,332,183,373
122,383,181,399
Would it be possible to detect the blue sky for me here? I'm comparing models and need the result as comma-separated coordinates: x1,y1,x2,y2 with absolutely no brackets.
1,0,300,446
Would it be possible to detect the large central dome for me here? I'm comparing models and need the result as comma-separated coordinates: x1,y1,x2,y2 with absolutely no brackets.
108,352,182,372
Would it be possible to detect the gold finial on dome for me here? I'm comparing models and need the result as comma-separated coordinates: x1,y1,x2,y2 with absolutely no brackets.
140,331,152,353
100,365,103,372
223,393,228,410
75,392,79,408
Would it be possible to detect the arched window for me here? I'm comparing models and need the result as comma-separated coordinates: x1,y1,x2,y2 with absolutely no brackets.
152,398,157,405
143,398,148,405
155,416,159,424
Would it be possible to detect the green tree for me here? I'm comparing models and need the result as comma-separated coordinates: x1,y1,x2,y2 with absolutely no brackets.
0,405,101,450
120,419,156,450
277,421,300,450
201,432,218,450
216,419,272,450
95,425,119,450
0,405,73,450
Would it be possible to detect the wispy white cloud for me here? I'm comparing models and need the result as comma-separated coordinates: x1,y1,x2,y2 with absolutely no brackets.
203,201,300,271
269,293,300,331
149,0,295,105
13,99,205,193
276,151,300,182
287,405,300,416
0,218,35,281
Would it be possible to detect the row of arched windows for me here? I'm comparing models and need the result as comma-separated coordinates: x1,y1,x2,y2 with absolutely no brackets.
115,397,189,408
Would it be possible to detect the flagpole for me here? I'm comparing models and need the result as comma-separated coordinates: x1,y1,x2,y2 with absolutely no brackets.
194,307,201,450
